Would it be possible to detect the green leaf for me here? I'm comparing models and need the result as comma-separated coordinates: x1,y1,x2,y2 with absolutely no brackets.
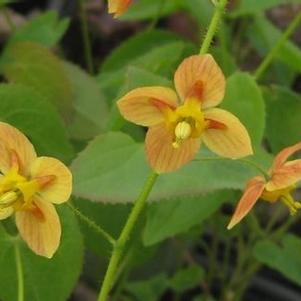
126,274,168,301
254,234,301,286
100,29,183,73
0,205,83,301
247,16,301,72
120,0,179,21
169,266,205,292
143,190,233,246
63,62,109,140
264,86,301,153
0,41,73,120
98,30,195,101
0,84,73,162
72,131,268,204
221,72,265,146
99,41,187,101
8,11,70,47
230,0,297,17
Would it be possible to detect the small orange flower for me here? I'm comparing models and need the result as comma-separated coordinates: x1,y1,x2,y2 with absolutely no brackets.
228,142,301,229
117,55,253,173
0,122,72,258
108,0,132,18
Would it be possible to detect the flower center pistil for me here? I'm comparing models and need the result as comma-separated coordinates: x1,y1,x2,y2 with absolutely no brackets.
281,194,301,215
163,98,207,149
261,185,301,215
172,121,192,149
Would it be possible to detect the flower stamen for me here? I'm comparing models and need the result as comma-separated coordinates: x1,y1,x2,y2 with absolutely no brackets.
281,194,301,216
172,121,192,149
0,190,19,208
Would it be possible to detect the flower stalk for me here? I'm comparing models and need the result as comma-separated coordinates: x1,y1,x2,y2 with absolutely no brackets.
97,172,158,301
254,11,301,80
78,0,94,74
200,0,229,55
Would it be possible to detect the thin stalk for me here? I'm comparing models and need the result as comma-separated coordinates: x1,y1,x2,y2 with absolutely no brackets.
14,243,24,301
265,204,283,233
97,172,158,301
254,11,301,80
247,211,265,238
200,0,229,54
67,202,116,246
78,0,94,74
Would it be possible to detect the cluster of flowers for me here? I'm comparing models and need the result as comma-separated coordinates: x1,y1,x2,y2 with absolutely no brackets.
0,0,300,259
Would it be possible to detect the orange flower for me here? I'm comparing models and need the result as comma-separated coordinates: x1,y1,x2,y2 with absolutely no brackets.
228,142,301,229
108,0,132,18
0,123,72,258
117,55,253,173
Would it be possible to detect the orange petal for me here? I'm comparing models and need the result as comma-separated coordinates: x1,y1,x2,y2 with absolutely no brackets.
145,124,201,173
202,109,253,159
174,54,225,108
227,177,266,229
15,198,61,258
0,206,13,220
117,86,178,127
271,142,301,171
0,122,36,175
267,159,301,191
108,0,132,18
30,157,72,204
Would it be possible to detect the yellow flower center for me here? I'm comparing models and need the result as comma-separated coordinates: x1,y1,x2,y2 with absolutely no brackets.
164,98,208,149
261,185,301,215
0,167,40,211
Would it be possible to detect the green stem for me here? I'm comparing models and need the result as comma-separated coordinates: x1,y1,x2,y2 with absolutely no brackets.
199,0,229,54
67,202,116,246
247,211,265,238
78,0,94,74
14,242,24,301
254,11,301,80
97,171,158,301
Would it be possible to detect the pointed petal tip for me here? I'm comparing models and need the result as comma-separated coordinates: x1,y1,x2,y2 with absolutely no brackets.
227,223,234,230
227,219,238,230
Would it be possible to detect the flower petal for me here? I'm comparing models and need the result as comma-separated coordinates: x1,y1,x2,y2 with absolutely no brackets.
202,108,253,159
117,86,178,127
174,54,225,108
0,122,36,175
271,142,301,171
108,0,132,18
145,124,201,173
267,159,301,191
30,157,72,204
227,177,266,229
0,206,13,220
15,198,61,258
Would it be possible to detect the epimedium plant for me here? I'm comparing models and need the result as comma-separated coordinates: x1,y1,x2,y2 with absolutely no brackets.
0,0,300,301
